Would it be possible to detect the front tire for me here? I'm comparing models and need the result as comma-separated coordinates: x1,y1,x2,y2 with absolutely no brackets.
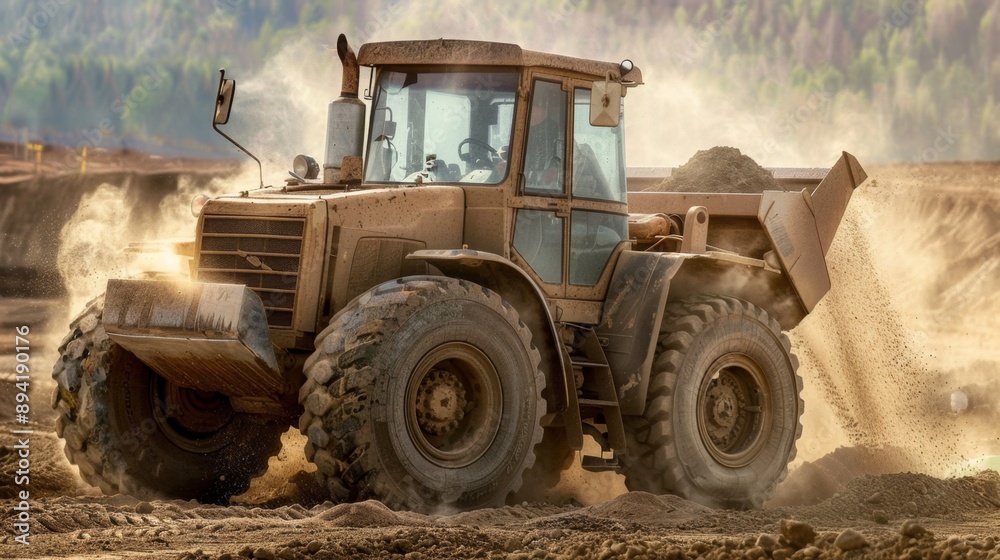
619,295,803,508
299,277,545,512
50,296,288,503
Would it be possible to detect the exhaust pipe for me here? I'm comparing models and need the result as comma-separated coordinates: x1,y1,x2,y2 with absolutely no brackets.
324,33,365,184
338,33,359,97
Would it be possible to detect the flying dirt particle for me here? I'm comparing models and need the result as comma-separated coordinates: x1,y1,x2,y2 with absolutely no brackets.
951,390,969,412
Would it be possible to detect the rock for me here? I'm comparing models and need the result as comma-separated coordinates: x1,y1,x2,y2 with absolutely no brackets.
801,546,822,558
772,549,793,560
745,546,767,560
912,481,928,495
134,501,154,514
873,509,889,524
755,534,778,552
625,544,645,559
217,554,234,560
253,548,276,560
834,529,869,551
239,546,255,558
306,540,323,553
780,519,816,549
900,520,927,539
865,492,883,504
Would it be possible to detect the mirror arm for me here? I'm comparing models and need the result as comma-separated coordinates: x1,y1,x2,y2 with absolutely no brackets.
212,69,264,189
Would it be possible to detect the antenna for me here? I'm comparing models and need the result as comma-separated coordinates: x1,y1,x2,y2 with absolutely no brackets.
212,69,264,189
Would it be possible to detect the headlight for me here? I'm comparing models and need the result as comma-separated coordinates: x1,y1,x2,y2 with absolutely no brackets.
293,154,320,179
191,194,210,217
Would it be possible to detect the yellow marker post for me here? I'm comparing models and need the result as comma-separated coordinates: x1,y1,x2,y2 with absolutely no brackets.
81,146,88,174
26,143,43,174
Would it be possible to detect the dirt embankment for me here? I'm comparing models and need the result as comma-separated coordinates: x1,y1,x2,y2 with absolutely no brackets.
0,141,238,298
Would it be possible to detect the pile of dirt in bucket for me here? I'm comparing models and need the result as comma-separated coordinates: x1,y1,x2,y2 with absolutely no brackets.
647,146,782,193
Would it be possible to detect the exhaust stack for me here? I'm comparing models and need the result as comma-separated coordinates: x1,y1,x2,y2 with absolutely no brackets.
324,34,366,184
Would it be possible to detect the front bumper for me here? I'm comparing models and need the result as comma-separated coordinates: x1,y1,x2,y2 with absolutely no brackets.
103,279,284,397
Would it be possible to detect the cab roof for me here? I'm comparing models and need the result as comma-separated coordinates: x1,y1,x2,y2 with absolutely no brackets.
357,38,639,81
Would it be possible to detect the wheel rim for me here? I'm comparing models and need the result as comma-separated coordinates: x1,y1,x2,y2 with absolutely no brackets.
406,342,502,468
152,374,236,453
696,353,772,467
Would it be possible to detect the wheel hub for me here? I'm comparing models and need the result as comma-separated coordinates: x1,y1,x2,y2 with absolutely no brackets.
707,383,739,436
153,376,235,453
416,369,468,436
696,354,772,468
406,342,502,469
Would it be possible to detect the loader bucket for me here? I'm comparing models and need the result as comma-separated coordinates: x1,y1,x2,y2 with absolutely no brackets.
103,279,284,397
810,151,867,255
758,152,867,312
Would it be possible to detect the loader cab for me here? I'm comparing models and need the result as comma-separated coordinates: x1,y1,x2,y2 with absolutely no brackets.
357,40,641,319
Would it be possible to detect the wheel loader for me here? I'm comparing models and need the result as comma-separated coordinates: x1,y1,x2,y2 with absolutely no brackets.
50,34,867,511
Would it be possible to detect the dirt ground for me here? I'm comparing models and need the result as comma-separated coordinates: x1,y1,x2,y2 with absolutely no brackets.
2,161,1000,559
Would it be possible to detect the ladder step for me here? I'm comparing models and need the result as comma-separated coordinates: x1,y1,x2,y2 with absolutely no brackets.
581,455,619,472
570,359,610,369
578,398,619,409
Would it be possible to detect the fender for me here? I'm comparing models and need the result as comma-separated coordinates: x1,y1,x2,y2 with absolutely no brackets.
595,251,685,416
406,249,582,447
601,249,806,416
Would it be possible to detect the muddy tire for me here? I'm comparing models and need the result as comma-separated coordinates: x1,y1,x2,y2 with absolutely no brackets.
299,277,545,512
619,295,803,509
510,428,575,503
50,296,287,503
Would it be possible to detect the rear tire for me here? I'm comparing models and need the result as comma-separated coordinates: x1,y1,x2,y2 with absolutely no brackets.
299,277,545,512
619,295,802,508
50,296,288,503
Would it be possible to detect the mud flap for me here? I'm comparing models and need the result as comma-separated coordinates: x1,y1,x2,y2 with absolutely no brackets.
595,251,685,415
103,279,284,397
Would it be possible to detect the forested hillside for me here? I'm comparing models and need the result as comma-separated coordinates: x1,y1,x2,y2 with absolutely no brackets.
2,0,998,163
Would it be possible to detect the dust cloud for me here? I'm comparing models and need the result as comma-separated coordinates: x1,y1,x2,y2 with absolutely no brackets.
790,164,1000,476
337,0,889,168
56,183,131,314
220,35,342,186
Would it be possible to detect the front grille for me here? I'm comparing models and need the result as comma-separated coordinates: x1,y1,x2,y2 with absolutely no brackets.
197,216,306,328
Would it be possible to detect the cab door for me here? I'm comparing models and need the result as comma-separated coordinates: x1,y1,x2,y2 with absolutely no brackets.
509,76,629,317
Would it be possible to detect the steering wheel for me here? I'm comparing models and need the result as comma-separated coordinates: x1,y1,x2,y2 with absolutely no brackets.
458,138,499,168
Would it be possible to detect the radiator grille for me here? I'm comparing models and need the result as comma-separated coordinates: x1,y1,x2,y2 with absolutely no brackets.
197,216,305,328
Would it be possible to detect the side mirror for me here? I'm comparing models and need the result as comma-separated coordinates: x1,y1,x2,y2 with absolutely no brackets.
212,68,263,188
214,69,235,126
590,80,622,127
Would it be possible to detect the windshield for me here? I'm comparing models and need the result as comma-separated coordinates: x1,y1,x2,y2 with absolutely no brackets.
365,70,518,185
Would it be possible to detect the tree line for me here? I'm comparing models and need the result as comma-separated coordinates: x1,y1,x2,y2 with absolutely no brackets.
1,0,997,161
